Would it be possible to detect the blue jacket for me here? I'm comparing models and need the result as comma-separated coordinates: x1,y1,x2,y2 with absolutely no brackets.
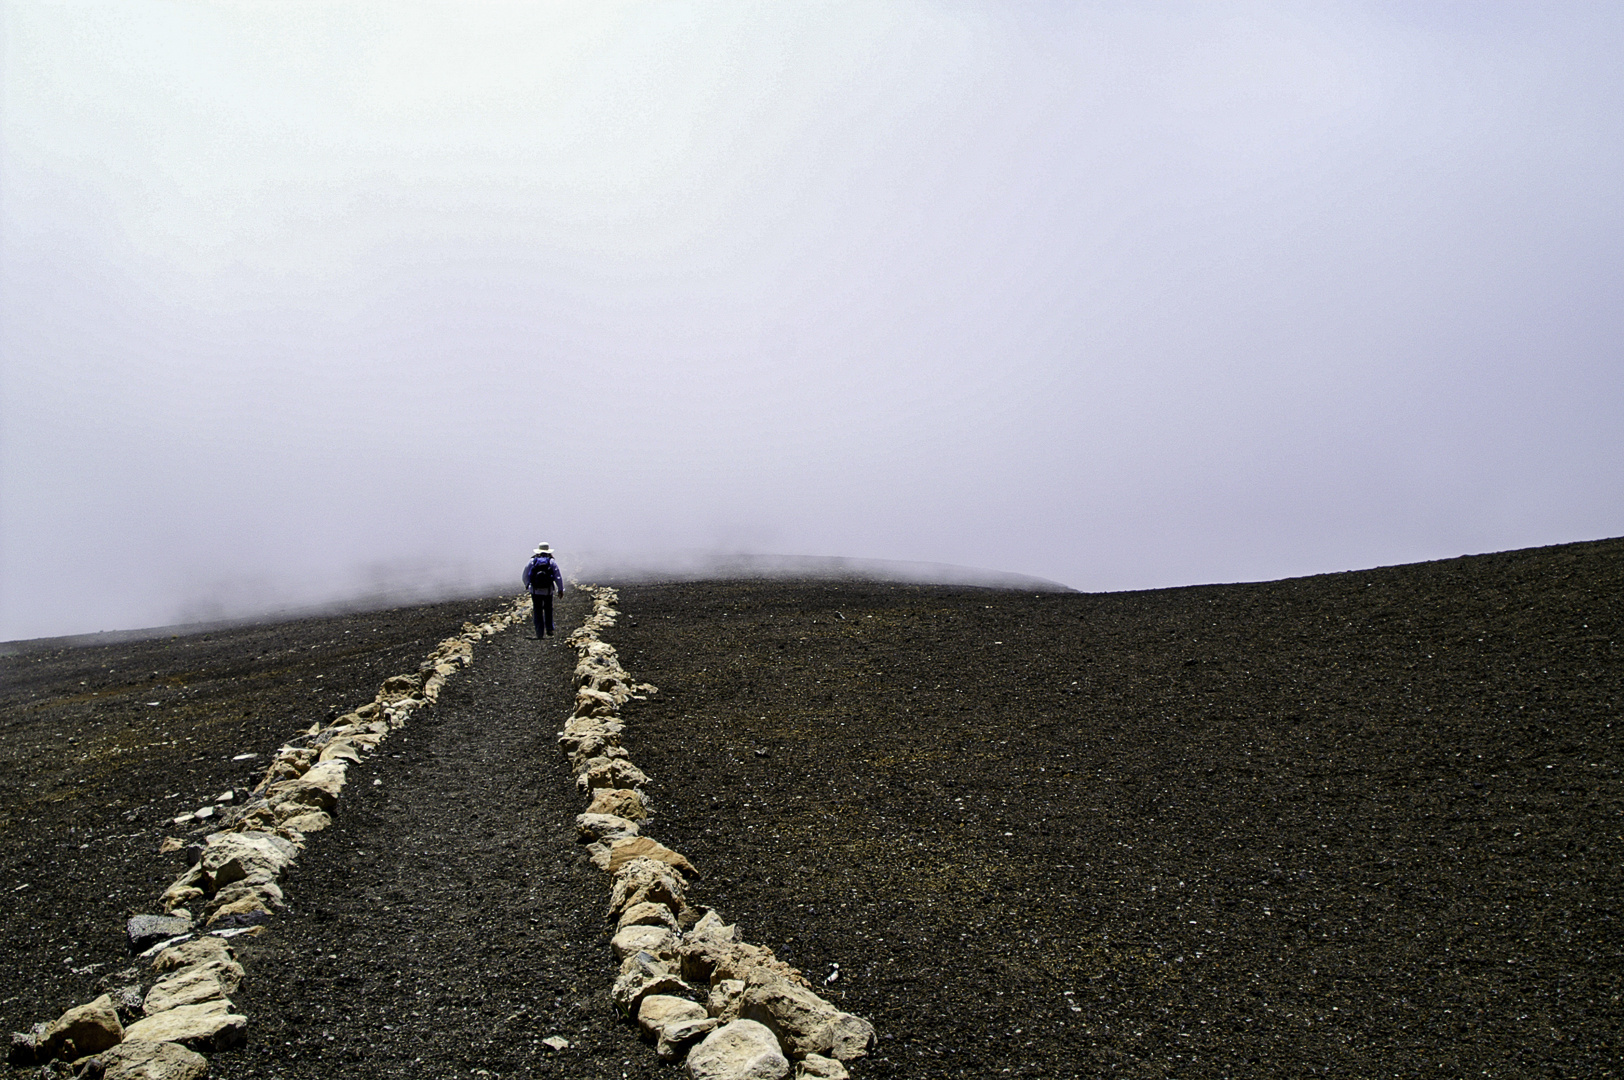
524,556,564,596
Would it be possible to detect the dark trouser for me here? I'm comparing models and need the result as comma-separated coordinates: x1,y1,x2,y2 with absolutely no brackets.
531,591,554,637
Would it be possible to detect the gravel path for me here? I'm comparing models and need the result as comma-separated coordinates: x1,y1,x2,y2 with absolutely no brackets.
0,596,520,1041
209,591,668,1079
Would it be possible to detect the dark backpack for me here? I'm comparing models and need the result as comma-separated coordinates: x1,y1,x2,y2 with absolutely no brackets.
530,557,553,593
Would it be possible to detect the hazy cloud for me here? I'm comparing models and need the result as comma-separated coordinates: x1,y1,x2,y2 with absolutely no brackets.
4,1,1622,639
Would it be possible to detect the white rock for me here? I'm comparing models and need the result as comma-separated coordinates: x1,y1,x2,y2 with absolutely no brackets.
198,831,298,891
42,993,123,1059
612,952,692,1018
143,963,238,1015
276,810,333,833
616,901,680,933
795,1053,850,1079
87,1039,209,1080
575,757,649,791
689,909,739,944
637,993,708,1041
317,740,361,764
609,857,686,917
685,1019,790,1080
576,813,640,843
740,970,876,1061
122,999,246,1051
659,1017,720,1062
612,924,680,961
604,836,697,876
707,979,746,1022
265,759,347,813
151,936,236,974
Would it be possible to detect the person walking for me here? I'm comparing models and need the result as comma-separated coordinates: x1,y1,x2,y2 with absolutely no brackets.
523,543,565,639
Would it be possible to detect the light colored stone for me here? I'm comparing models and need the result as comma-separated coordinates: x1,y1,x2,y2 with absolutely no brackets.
198,831,298,892
605,836,697,877
585,787,647,820
739,971,839,1058
204,895,272,927
85,1039,209,1080
573,688,619,717
122,1000,246,1051
612,924,680,961
208,879,284,912
616,901,681,933
739,970,875,1062
570,744,631,774
561,715,624,738
659,1017,719,1062
557,730,618,759
685,1019,790,1080
689,909,739,944
317,740,361,764
795,1053,850,1080
265,759,347,813
41,994,122,1060
707,979,746,1021
822,1012,879,1061
678,938,803,988
260,747,315,784
637,994,708,1041
575,757,649,791
612,952,693,1018
158,867,205,912
151,936,237,975
576,813,639,843
143,964,235,1015
610,858,686,917
376,673,422,701
275,809,333,833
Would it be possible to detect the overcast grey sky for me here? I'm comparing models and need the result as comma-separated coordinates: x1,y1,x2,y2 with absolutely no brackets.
3,1,1621,640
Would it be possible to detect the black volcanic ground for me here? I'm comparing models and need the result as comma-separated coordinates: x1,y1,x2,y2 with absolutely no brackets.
3,538,1621,1078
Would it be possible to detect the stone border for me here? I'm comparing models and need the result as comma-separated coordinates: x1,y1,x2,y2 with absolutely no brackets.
9,597,530,1077
562,586,877,1080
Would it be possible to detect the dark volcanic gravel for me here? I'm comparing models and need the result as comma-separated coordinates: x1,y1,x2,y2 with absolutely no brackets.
4,537,1623,1079
0,596,515,1032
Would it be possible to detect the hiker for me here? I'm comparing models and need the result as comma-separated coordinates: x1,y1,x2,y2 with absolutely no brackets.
523,543,565,638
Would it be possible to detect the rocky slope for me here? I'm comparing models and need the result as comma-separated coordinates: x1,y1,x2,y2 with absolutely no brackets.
4,536,1622,1077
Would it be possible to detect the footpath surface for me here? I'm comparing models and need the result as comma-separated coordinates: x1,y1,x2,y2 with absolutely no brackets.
1,595,521,1041
4,592,670,1078
210,593,669,1079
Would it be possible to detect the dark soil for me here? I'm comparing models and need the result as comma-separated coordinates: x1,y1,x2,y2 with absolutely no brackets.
0,599,514,1027
3,538,1622,1079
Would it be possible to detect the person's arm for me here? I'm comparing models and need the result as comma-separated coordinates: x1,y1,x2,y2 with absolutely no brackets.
552,563,565,594
523,561,534,589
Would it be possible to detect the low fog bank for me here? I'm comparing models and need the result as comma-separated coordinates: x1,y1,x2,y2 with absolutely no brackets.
0,548,1076,649
0,568,515,653
570,550,1077,593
